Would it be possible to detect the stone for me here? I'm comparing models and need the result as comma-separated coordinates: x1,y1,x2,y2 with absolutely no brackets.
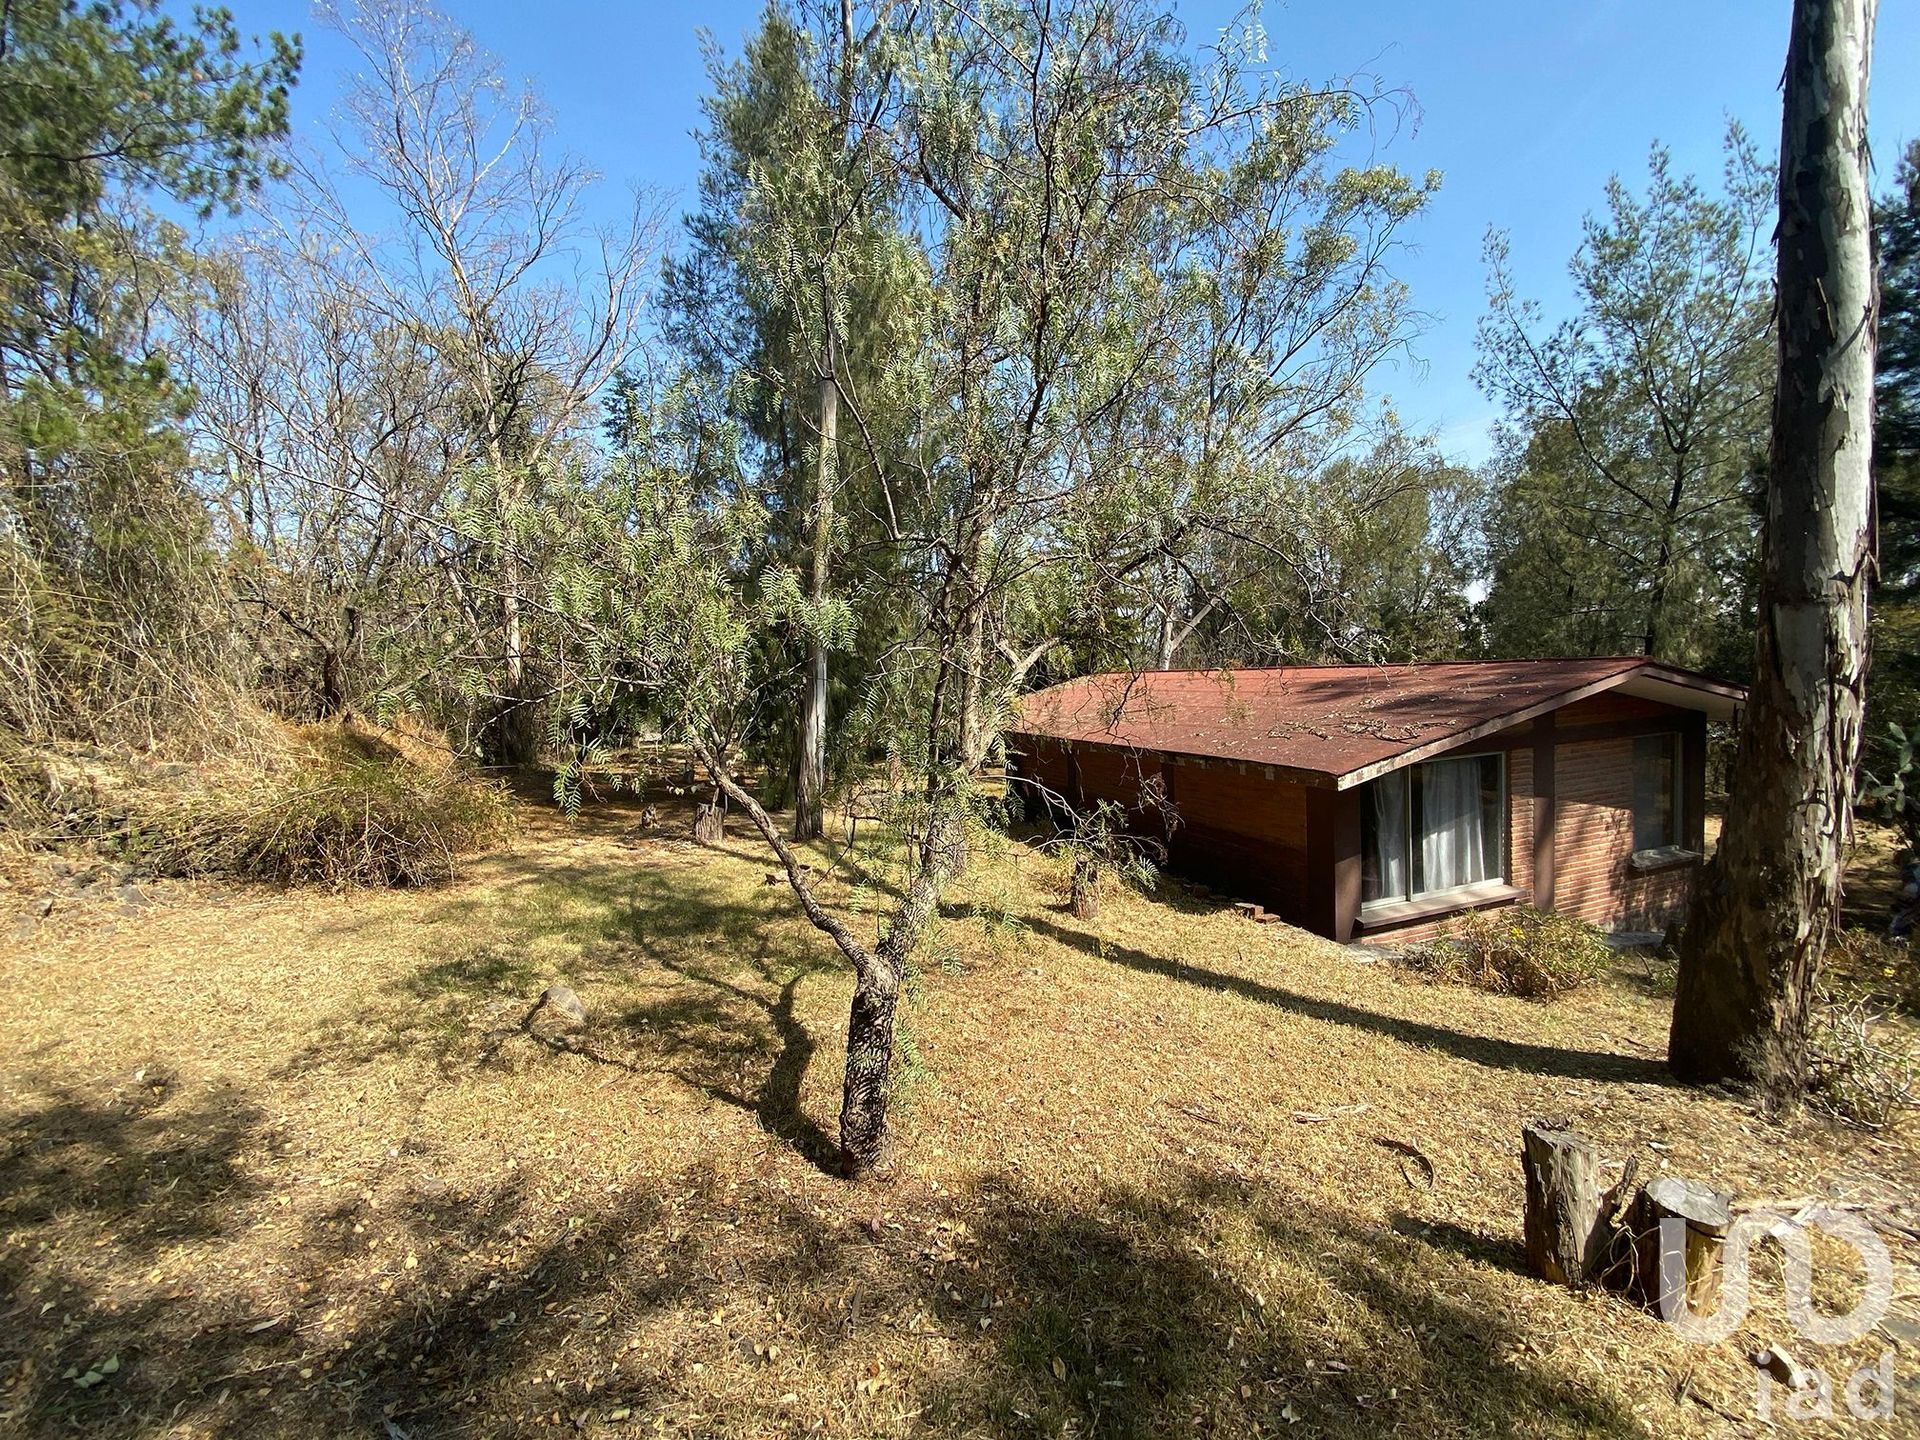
1752,1345,1812,1390
538,984,588,1029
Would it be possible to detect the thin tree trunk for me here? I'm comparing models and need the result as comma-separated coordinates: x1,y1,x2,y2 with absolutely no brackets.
796,371,836,841
839,964,900,1172
1670,0,1877,1085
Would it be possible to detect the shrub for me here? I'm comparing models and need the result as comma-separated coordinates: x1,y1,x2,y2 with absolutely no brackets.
1394,905,1613,999
126,722,512,888
1802,986,1919,1130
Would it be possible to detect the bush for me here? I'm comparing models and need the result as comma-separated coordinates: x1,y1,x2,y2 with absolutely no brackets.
1394,906,1613,1000
127,720,512,888
1802,986,1919,1130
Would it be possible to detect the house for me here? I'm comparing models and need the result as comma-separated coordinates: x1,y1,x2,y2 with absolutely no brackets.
1004,658,1746,944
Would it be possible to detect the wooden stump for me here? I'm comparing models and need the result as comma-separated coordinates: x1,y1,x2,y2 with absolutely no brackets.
1629,1176,1733,1315
1521,1120,1607,1287
1070,855,1099,920
693,801,726,845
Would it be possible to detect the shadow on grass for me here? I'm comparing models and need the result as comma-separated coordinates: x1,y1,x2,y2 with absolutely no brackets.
0,1088,1650,1440
1024,914,1669,1084
285,837,846,1174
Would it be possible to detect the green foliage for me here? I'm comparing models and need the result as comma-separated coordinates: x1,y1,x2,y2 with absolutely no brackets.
1396,906,1613,1000
1474,131,1771,670
0,0,300,743
1869,142,1920,797
1861,721,1919,848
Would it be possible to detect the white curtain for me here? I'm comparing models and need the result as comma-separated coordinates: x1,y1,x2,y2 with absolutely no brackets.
1371,772,1409,901
1421,757,1492,893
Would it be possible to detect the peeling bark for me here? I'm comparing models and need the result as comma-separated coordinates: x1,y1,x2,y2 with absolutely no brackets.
1670,0,1877,1084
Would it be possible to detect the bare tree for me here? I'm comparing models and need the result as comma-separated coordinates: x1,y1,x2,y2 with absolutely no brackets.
1669,0,1878,1084
304,0,661,759
182,235,473,715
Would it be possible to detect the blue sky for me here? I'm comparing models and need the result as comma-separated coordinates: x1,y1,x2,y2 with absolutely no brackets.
235,0,1919,466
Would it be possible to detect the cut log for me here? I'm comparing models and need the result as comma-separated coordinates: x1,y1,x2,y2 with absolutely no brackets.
1630,1176,1734,1315
693,802,726,845
1521,1120,1607,1287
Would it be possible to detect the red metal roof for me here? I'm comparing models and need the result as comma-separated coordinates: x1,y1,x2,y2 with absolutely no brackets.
1009,659,1744,788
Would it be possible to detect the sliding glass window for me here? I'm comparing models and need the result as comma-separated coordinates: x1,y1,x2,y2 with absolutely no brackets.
1361,754,1506,906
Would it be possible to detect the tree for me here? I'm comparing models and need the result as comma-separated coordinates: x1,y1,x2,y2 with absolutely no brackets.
0,0,299,737
664,2,909,835
1669,0,1878,1086
301,0,659,762
1864,140,1920,792
1474,134,1773,669
629,0,1435,1176
1169,431,1482,666
181,234,474,718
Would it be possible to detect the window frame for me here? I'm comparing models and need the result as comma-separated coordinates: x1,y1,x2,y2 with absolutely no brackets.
1631,731,1686,859
1360,751,1509,913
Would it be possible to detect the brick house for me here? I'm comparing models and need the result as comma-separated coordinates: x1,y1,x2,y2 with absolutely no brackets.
1004,659,1745,944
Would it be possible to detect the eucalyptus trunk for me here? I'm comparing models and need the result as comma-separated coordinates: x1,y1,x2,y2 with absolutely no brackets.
795,370,836,841
1670,0,1877,1085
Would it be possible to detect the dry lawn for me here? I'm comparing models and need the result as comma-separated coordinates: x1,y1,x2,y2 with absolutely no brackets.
2,785,1918,1438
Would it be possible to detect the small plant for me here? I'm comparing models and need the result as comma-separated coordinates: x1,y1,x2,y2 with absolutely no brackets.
1055,799,1163,922
1861,720,1919,850
1395,906,1613,999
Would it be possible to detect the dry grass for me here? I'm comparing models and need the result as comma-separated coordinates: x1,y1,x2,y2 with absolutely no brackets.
2,785,1918,1438
3,711,511,890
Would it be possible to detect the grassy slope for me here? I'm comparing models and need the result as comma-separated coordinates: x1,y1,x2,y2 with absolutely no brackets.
1,788,1916,1438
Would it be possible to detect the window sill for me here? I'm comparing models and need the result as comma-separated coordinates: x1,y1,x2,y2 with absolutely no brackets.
1358,881,1526,930
1630,846,1700,874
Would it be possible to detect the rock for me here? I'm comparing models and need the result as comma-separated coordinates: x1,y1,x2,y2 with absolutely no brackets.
538,984,587,1029
1752,1344,1812,1389
11,915,37,942
115,883,148,909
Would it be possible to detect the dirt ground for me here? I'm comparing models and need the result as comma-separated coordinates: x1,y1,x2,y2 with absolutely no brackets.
2,785,1917,1438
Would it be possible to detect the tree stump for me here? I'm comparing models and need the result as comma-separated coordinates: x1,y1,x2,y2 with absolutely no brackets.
1521,1119,1607,1287
1630,1176,1733,1315
693,801,726,845
1070,854,1099,920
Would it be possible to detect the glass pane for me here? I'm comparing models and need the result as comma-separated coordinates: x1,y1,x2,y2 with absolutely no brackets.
1362,772,1409,902
1633,735,1677,851
1478,754,1503,878
1419,756,1497,894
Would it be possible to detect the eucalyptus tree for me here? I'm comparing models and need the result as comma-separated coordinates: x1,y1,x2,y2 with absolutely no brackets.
295,0,659,761
1475,132,1774,668
642,0,1436,1176
1670,0,1877,1086
666,1,916,834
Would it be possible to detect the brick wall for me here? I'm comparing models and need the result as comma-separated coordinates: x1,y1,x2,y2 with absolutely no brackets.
1164,759,1311,921
1554,737,1694,931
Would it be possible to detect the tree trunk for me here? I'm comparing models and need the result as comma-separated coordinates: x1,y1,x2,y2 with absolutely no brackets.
839,962,900,1178
1669,0,1877,1085
795,372,835,841
1629,1176,1734,1315
1520,1120,1607,1287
